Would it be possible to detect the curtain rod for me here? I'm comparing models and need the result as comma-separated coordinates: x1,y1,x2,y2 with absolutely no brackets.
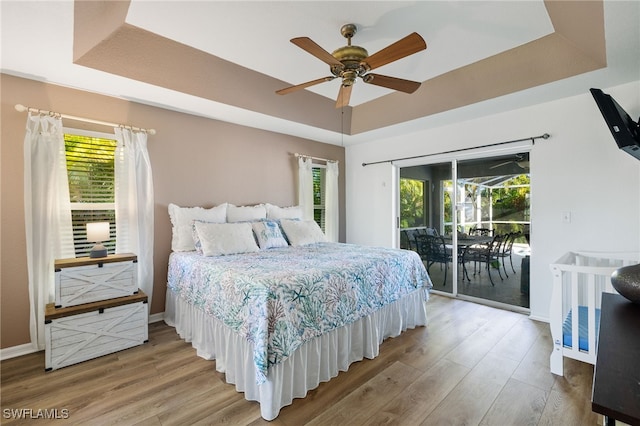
293,152,338,163
14,104,156,135
361,133,550,167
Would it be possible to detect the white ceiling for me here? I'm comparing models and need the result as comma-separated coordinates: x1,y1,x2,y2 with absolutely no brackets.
1,1,639,146
126,1,553,105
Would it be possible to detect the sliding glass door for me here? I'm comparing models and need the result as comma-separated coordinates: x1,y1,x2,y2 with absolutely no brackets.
455,155,531,308
399,161,454,293
399,151,531,309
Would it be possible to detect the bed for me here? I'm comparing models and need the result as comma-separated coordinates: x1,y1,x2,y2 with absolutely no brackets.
163,204,431,420
549,251,639,376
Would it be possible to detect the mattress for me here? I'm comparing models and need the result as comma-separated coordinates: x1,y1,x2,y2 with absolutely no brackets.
562,305,601,352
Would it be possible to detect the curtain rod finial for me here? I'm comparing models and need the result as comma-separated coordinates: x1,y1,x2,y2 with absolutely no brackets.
542,133,550,139
15,104,27,112
147,129,156,136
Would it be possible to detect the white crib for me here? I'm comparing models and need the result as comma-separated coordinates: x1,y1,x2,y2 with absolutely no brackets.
549,251,640,376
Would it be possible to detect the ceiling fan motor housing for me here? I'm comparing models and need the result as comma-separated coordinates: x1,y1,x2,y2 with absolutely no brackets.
331,45,369,85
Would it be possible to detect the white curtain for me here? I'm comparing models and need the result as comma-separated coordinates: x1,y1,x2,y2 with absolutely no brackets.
114,128,154,307
325,161,339,242
298,157,314,220
23,113,75,350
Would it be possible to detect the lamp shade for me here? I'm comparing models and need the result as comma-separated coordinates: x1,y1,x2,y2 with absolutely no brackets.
86,222,110,243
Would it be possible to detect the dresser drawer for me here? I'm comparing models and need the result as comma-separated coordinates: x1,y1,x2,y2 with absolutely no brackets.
55,254,137,307
45,293,148,371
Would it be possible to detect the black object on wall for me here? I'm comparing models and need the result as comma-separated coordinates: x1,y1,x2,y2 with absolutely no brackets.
590,88,640,161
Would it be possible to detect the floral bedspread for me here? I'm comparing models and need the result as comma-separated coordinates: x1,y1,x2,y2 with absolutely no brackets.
167,242,431,384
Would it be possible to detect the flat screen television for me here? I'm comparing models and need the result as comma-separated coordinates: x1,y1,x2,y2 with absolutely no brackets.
590,88,640,160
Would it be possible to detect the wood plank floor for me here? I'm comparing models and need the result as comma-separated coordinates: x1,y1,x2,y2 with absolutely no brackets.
1,295,599,425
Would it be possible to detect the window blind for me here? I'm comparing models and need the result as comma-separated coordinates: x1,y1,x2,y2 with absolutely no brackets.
313,167,326,231
65,133,117,257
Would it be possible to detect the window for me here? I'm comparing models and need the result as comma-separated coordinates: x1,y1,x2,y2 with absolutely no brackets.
313,166,326,231
64,129,117,257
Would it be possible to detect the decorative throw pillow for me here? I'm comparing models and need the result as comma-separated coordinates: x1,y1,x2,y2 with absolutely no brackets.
252,220,288,249
265,203,303,220
280,219,327,246
193,222,259,256
227,204,267,223
192,221,212,254
168,203,227,251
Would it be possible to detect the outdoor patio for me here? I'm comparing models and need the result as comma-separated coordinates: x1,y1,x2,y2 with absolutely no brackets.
423,244,530,309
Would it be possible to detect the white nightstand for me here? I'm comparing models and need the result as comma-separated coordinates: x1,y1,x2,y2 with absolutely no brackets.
46,253,147,371
54,253,138,307
45,291,148,371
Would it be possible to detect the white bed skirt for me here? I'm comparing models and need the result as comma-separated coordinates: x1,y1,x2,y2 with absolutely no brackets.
164,288,428,420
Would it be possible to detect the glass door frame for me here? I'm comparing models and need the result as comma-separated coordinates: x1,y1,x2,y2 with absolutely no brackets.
394,142,533,299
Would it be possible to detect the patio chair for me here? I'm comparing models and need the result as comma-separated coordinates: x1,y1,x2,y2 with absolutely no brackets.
415,234,452,286
469,227,493,236
400,230,411,250
463,234,505,286
401,228,422,251
425,227,439,236
497,232,519,277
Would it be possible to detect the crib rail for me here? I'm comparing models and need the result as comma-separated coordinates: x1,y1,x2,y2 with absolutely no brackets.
549,251,639,376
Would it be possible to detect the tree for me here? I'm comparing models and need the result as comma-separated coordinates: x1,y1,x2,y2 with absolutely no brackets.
400,178,425,228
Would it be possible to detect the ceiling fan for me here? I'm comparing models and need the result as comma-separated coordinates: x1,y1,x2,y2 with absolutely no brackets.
490,153,530,170
276,24,427,108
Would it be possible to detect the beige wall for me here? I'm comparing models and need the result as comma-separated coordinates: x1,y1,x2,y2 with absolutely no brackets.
1,74,345,349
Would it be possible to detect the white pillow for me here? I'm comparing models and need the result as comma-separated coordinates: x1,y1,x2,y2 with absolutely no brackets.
194,222,259,256
168,203,227,251
252,220,289,249
265,203,303,220
227,204,267,223
280,219,327,246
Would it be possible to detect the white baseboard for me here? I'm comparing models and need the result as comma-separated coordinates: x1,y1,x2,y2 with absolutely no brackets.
528,314,550,323
0,343,39,361
149,311,165,323
1,312,167,361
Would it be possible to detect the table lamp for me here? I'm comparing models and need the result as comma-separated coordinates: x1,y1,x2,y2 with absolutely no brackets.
86,222,110,258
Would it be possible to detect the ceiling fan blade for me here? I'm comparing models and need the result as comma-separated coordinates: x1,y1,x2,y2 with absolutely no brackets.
361,32,426,71
490,161,514,169
291,37,343,67
336,84,352,108
276,76,335,95
363,74,422,94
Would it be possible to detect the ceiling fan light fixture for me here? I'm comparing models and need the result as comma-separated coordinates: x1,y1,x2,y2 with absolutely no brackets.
342,70,357,86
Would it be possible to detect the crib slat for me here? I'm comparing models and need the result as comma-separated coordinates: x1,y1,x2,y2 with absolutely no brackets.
587,272,596,363
570,272,580,360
